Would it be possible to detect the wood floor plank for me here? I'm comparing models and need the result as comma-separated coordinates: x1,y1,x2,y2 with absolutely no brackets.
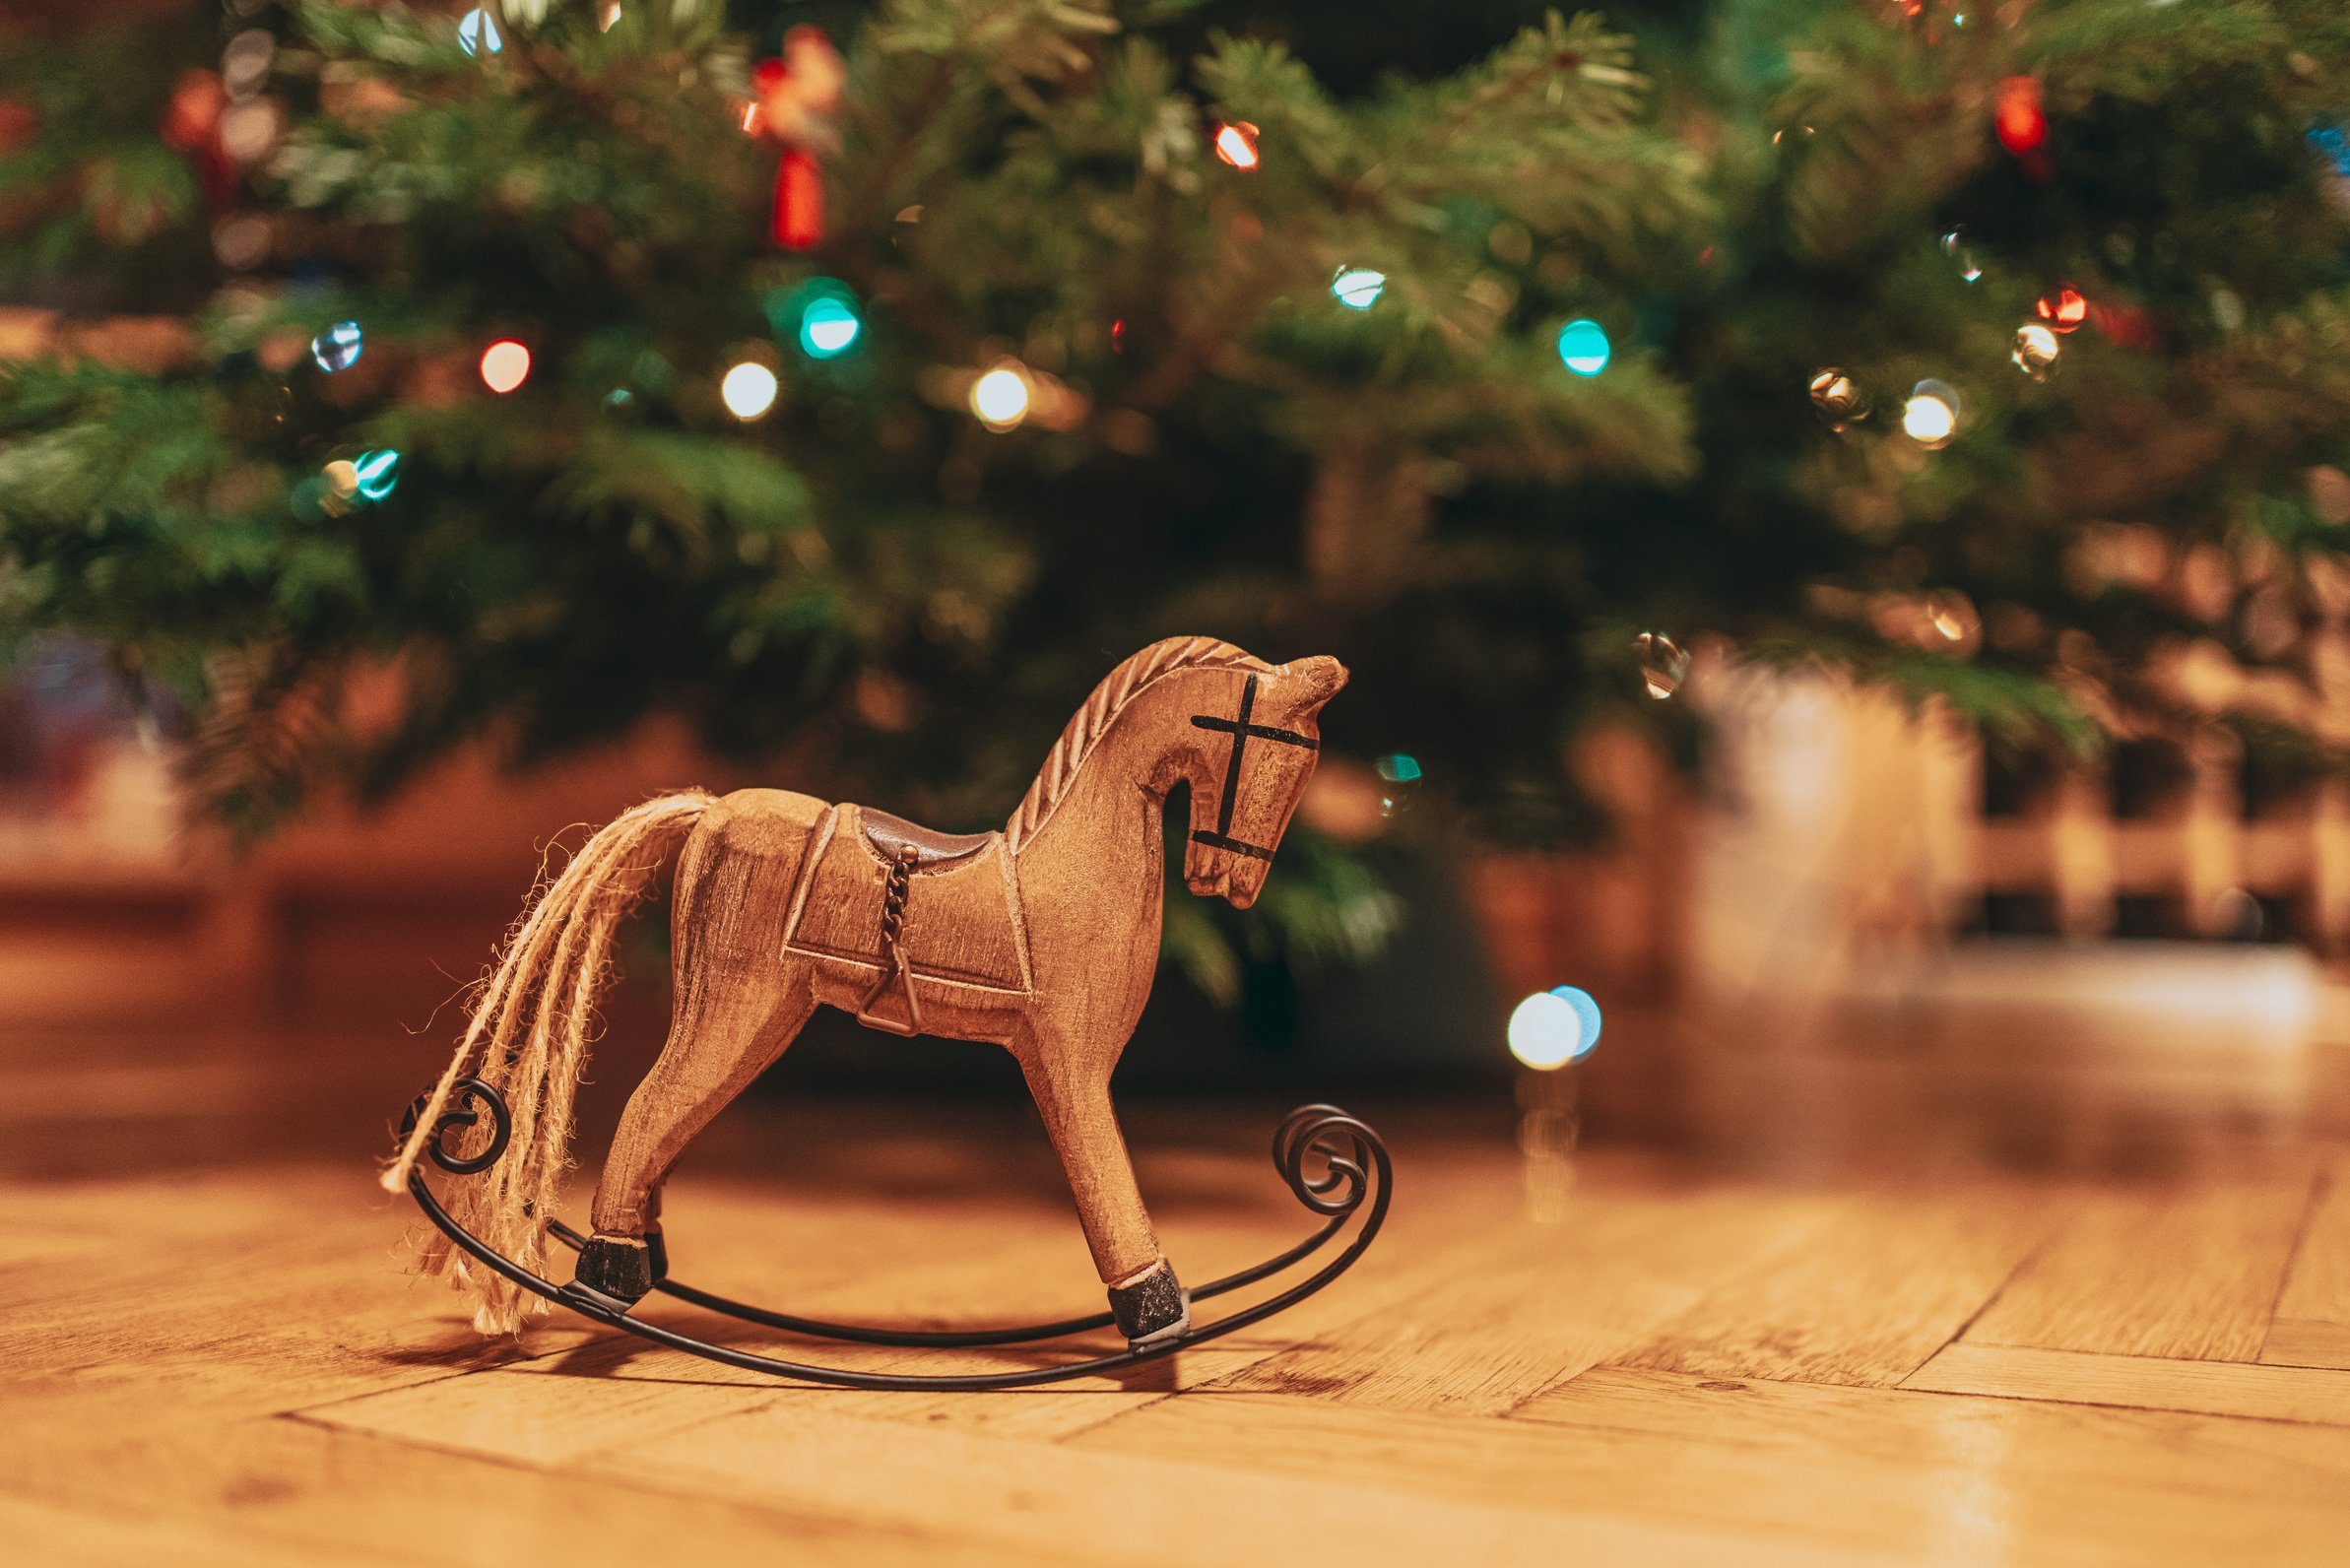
1506,1365,2350,1566
1963,1165,2315,1362
1609,1183,2071,1387
1905,1341,2350,1426
1210,1180,1839,1413
5,1412,1032,1568
597,1396,1848,1567
2261,1319,2350,1371
0,1487,357,1568
315,1372,1734,1566
2266,1150,2350,1368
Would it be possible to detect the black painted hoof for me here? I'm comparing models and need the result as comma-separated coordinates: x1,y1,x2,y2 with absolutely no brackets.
1107,1260,1191,1348
644,1228,669,1286
574,1234,654,1304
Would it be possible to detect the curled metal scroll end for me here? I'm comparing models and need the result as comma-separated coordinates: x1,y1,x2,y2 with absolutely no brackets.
1272,1103,1379,1217
399,1077,513,1176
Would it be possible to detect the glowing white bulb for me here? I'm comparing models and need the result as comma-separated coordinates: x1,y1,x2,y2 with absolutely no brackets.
1902,391,1957,447
721,361,779,420
1508,986,1602,1070
1212,121,1261,170
970,366,1032,431
1331,268,1386,310
457,6,502,55
479,339,531,394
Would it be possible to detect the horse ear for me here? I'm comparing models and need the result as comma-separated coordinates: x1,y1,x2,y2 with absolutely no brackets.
1296,655,1348,706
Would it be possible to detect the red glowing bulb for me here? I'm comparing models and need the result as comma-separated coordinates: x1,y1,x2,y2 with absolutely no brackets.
479,339,531,393
2036,287,2088,334
1212,121,1261,170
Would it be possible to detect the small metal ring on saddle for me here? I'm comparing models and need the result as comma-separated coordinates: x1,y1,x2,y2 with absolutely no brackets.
855,842,926,1036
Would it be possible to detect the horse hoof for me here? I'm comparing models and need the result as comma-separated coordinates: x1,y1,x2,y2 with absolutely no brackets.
574,1234,654,1303
644,1228,669,1285
1107,1259,1191,1348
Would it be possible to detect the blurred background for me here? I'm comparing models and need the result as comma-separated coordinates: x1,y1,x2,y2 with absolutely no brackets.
4,0,2350,1182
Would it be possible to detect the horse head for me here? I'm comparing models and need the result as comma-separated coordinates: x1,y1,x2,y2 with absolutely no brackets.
1179,654,1347,908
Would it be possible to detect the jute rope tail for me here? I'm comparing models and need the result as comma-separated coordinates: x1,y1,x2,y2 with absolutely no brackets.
382,790,715,1336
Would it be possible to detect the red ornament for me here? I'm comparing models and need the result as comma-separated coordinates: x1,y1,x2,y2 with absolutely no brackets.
772,149,823,250
157,68,237,207
1993,77,2045,153
746,27,844,251
159,68,227,153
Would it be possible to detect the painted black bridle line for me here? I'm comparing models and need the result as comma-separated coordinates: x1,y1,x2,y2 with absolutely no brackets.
1188,673,1319,861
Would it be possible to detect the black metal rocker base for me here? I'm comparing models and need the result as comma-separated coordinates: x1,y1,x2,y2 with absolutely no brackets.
400,1078,1392,1392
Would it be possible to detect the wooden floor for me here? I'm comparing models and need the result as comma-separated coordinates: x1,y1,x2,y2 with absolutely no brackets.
6,1099,2350,1566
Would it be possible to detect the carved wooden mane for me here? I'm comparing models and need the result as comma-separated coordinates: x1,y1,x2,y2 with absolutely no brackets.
1002,635,1271,853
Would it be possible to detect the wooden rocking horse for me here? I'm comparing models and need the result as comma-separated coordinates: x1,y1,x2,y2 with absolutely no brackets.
387,637,1393,1387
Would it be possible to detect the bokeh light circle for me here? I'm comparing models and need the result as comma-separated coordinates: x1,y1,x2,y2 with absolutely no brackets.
970,366,1032,430
479,339,531,394
721,361,780,420
1508,985,1602,1070
1556,318,1611,376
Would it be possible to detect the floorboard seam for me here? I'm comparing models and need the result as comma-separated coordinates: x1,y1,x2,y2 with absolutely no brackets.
2255,1162,2333,1364
1516,1361,2350,1436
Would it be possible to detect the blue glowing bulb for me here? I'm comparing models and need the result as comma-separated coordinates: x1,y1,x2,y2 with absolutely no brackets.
310,320,362,373
1556,318,1610,376
458,7,502,55
1331,268,1386,310
352,449,400,502
1374,753,1422,784
1550,986,1602,1058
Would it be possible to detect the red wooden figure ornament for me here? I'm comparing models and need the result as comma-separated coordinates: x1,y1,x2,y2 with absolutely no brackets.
745,27,845,249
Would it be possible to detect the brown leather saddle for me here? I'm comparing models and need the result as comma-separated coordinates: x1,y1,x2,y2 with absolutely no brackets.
852,808,998,1035
860,807,993,869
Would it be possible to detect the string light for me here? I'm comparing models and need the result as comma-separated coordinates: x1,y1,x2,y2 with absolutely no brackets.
353,449,401,502
1508,986,1602,1071
599,0,621,31
1331,268,1386,310
1373,752,1422,818
1633,631,1688,699
1212,121,1261,170
1807,367,1867,427
970,365,1032,431
1556,318,1611,376
457,6,502,56
2037,286,2088,333
1940,228,1982,283
771,279,864,359
1902,380,1960,448
479,339,531,394
2011,323,2060,379
310,320,362,373
721,360,779,420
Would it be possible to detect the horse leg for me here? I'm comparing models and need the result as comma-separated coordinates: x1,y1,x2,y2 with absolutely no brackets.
575,801,816,1305
571,971,814,1303
1015,1046,1191,1346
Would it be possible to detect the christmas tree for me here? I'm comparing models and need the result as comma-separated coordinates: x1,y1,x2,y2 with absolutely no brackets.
3,0,2348,985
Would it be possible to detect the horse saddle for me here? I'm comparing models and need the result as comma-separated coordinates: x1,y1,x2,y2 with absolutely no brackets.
781,804,1025,1039
859,808,992,869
